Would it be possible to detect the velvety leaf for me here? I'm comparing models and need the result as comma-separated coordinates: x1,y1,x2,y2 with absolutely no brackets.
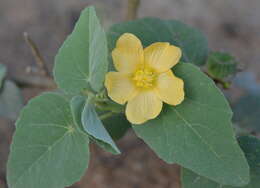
181,169,219,188
0,80,23,120
70,95,122,153
181,136,260,188
233,94,260,132
7,93,90,188
238,137,260,188
71,95,129,141
81,98,120,154
133,63,249,186
70,95,86,131
107,18,208,66
54,6,108,94
0,64,6,87
207,51,237,79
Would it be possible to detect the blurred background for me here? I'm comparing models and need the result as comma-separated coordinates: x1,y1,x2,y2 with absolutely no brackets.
0,0,259,187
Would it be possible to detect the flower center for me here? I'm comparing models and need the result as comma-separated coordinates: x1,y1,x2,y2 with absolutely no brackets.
132,69,156,89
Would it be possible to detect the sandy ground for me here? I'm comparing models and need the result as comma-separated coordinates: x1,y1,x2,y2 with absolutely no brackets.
0,0,259,187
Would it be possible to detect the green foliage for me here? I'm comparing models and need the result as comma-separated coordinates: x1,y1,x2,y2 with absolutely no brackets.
70,95,120,154
0,80,23,120
54,6,108,94
207,51,238,79
0,64,6,87
233,94,260,132
238,136,260,176
133,63,249,186
107,18,208,66
7,5,254,188
81,99,120,154
70,95,86,131
7,93,90,188
181,136,260,188
103,113,131,140
70,96,129,141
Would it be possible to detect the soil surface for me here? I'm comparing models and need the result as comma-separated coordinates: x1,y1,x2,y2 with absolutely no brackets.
0,0,259,187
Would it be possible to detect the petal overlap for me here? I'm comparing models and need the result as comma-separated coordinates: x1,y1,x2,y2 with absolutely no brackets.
126,91,163,124
155,70,184,105
105,72,138,104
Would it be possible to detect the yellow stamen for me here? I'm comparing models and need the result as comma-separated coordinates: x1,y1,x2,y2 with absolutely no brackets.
133,69,156,89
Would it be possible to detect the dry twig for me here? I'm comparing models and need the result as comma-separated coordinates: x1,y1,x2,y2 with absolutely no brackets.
12,74,56,89
23,32,51,78
126,0,140,20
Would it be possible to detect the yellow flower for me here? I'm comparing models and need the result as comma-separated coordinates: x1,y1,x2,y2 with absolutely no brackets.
105,33,184,124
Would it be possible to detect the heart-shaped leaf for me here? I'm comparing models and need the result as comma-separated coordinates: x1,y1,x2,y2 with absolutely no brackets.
54,6,108,94
133,63,249,186
7,93,90,188
181,136,260,188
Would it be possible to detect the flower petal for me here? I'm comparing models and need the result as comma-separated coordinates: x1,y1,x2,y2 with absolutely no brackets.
155,70,184,105
126,91,162,124
144,42,182,73
112,33,144,73
105,72,138,104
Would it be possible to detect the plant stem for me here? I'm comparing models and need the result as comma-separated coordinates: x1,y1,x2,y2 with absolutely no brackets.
126,0,140,20
81,89,95,98
95,100,124,113
99,112,114,120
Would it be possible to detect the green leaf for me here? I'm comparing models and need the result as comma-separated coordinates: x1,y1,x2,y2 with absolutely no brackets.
181,136,260,188
103,113,131,140
70,95,122,153
181,169,219,188
238,136,260,176
54,6,108,94
71,95,129,140
233,94,260,132
207,51,238,79
7,93,90,188
133,63,249,186
70,95,86,131
0,64,6,87
107,18,208,66
81,98,120,154
0,80,23,120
